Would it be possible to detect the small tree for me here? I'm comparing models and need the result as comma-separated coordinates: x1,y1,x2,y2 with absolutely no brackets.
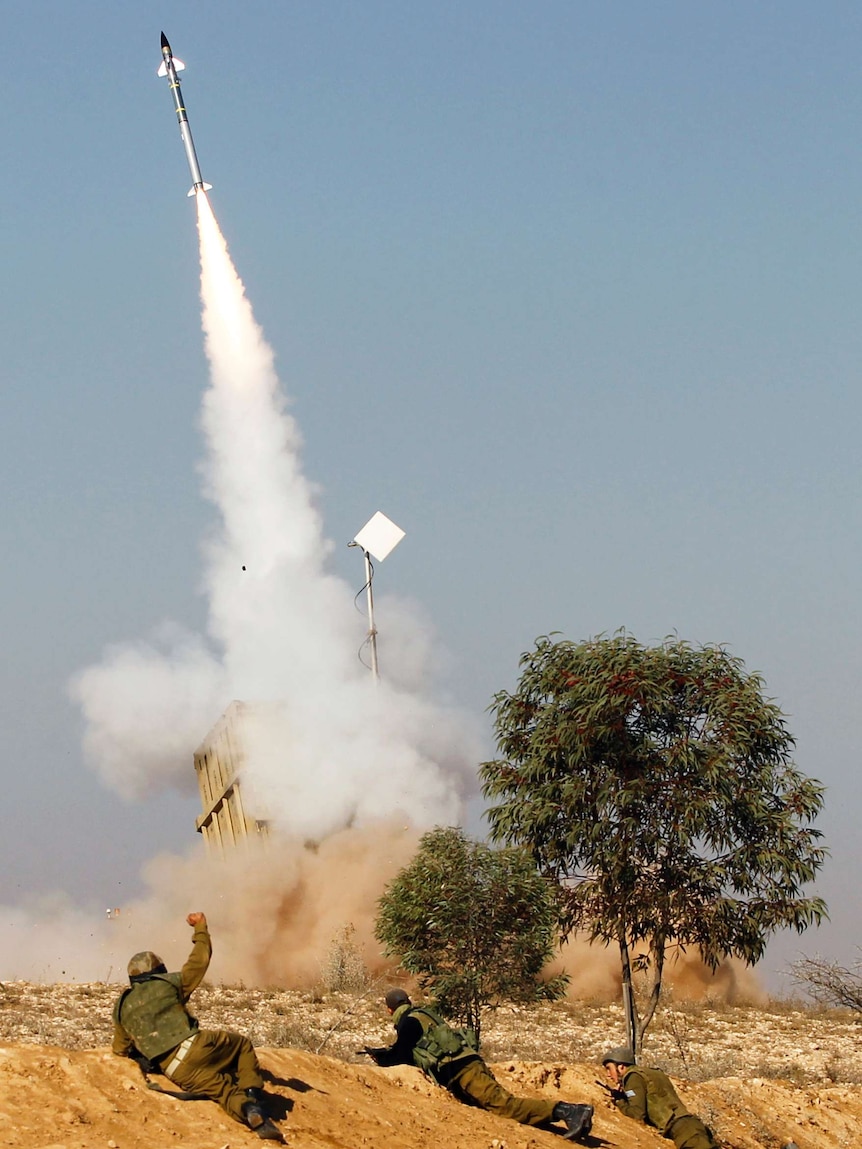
374,826,568,1037
320,924,371,993
788,953,862,1011
480,633,827,1052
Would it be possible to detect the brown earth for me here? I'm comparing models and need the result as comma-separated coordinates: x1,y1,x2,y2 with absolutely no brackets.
1,983,860,1148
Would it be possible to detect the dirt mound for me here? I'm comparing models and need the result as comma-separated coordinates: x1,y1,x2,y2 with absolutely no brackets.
3,986,861,1147
0,1044,858,1149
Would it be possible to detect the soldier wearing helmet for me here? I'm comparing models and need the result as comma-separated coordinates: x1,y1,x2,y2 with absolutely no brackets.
601,1047,717,1148
112,912,282,1141
364,990,593,1142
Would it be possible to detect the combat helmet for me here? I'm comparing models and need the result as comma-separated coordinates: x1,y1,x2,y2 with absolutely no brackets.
127,950,166,979
384,988,411,1011
602,1046,635,1066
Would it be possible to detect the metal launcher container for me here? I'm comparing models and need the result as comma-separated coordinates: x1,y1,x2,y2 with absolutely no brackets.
194,701,269,851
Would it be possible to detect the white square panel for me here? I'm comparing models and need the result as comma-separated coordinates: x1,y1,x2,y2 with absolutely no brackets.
353,511,406,562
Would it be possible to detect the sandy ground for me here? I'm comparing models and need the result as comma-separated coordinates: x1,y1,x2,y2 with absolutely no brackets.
0,1044,860,1149
1,986,861,1148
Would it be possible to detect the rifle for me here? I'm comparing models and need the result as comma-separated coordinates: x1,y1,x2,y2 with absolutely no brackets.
595,1079,628,1103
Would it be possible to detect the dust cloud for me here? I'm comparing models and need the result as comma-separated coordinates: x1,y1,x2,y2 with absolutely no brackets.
552,937,765,1006
0,852,763,1004
109,823,422,987
0,824,416,985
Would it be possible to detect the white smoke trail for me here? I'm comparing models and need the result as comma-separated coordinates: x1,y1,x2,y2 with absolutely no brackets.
70,193,479,837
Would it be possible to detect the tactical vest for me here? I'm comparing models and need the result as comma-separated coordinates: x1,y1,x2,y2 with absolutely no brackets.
393,1004,478,1079
113,972,199,1060
622,1067,691,1135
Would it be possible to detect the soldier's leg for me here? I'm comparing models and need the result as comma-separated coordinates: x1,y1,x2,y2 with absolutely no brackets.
231,1033,266,1092
670,1114,719,1149
170,1029,264,1124
450,1058,557,1126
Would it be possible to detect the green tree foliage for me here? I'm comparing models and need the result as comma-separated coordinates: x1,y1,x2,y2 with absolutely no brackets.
374,826,568,1037
480,633,827,1049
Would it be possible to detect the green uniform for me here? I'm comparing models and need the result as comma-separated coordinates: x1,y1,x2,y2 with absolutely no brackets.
614,1066,717,1149
448,1057,557,1125
380,1004,557,1127
112,924,263,1125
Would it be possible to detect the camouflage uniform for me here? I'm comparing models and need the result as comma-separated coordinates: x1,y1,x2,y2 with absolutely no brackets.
374,1003,558,1126
614,1066,717,1149
112,923,264,1125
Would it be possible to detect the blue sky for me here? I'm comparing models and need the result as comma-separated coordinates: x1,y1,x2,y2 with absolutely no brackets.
1,1,860,984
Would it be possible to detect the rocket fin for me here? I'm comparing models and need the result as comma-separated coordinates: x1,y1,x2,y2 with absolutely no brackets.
157,58,185,77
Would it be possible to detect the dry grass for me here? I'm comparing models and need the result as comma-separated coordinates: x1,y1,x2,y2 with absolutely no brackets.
2,979,861,1087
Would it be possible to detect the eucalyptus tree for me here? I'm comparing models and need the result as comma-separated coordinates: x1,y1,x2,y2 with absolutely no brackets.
480,633,827,1051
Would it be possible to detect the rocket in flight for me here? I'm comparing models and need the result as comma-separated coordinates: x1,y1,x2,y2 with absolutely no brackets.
157,32,213,197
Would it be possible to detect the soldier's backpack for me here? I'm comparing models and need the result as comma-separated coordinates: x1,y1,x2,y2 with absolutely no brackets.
409,1007,479,1077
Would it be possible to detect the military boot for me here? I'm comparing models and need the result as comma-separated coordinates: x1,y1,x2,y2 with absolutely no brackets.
553,1102,594,1142
242,1101,284,1142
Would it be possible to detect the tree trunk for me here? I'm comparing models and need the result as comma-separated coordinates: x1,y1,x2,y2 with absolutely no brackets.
618,932,640,1059
637,936,666,1045
639,932,671,1052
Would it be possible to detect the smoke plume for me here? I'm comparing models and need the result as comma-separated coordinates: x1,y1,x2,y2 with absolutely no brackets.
70,193,480,836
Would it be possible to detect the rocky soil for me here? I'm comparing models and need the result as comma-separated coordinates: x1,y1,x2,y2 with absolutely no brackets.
1,982,860,1148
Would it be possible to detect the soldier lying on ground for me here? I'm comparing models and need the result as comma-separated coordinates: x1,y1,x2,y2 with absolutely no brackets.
601,1047,718,1149
364,989,594,1142
112,911,282,1141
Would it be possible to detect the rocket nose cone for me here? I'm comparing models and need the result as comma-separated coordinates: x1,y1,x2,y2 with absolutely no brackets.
160,32,171,51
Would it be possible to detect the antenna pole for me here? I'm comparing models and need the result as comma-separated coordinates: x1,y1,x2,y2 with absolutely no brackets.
363,548,380,683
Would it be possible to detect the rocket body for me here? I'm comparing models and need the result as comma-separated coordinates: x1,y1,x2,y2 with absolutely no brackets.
158,32,212,197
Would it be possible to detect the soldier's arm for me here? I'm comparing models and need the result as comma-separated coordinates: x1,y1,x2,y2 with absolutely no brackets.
371,1014,424,1067
595,1080,629,1102
179,911,212,1000
112,1021,135,1058
615,1070,648,1123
